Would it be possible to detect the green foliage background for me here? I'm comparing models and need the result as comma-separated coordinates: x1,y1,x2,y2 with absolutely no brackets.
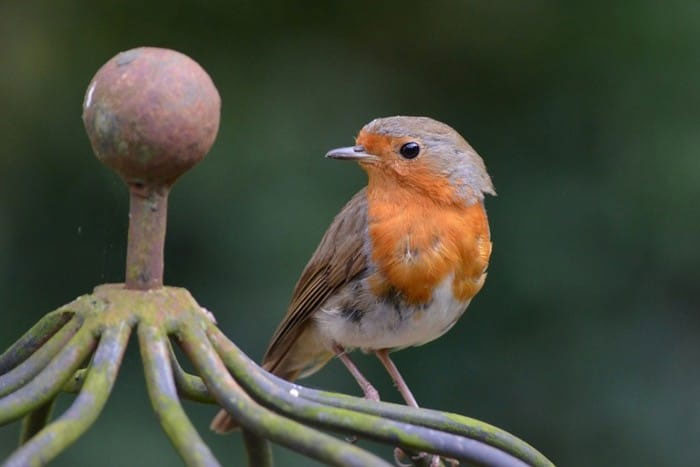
1,1,698,465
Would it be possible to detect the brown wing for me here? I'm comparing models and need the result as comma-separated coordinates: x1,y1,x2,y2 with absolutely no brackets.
262,188,368,374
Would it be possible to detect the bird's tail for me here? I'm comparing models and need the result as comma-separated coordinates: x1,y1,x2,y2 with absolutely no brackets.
210,408,239,434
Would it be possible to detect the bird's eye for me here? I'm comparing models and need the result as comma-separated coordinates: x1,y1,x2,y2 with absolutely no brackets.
399,142,420,159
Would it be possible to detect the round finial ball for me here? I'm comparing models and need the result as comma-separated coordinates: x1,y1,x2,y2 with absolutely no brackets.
82,47,221,185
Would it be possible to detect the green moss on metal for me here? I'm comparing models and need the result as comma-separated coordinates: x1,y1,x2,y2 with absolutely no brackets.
0,311,73,374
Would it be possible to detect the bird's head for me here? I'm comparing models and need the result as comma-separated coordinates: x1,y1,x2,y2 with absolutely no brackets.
326,116,495,205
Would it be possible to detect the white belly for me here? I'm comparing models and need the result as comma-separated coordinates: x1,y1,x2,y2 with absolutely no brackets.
316,275,469,351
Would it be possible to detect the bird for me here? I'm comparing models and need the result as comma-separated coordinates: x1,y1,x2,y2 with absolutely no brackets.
212,116,495,443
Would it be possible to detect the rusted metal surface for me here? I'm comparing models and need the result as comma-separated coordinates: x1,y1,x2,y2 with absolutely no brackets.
82,47,220,186
125,185,169,289
82,47,220,290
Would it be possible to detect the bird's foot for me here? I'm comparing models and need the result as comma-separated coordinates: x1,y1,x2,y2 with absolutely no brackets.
363,384,380,402
393,448,414,467
393,448,457,467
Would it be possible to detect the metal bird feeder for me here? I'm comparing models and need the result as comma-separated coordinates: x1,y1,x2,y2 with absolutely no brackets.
0,47,554,467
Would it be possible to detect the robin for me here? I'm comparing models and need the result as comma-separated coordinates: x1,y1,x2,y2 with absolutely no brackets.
212,116,495,450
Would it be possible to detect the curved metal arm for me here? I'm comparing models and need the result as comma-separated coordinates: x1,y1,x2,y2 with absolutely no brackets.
177,324,392,467
0,318,82,398
0,324,96,426
19,399,56,445
168,341,215,404
206,326,541,467
0,310,74,374
271,375,548,466
6,324,131,466
61,368,88,394
242,428,274,467
138,324,220,467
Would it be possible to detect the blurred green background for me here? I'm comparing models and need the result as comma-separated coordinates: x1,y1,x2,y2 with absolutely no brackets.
1,0,698,465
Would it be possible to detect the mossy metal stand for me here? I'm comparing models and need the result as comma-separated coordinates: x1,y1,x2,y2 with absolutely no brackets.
0,47,554,467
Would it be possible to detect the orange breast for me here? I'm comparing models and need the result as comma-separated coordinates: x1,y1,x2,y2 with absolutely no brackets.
366,179,491,305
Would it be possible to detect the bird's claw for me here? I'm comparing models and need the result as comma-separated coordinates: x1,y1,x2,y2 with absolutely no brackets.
393,448,451,467
393,447,414,467
364,386,380,402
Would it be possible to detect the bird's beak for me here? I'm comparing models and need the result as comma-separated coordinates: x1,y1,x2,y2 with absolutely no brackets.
325,145,374,161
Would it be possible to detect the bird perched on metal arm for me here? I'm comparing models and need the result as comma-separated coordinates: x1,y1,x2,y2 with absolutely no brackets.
213,117,495,461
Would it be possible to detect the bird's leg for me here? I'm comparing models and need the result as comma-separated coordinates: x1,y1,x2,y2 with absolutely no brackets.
332,344,380,402
332,343,380,445
375,349,418,407
376,349,445,467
